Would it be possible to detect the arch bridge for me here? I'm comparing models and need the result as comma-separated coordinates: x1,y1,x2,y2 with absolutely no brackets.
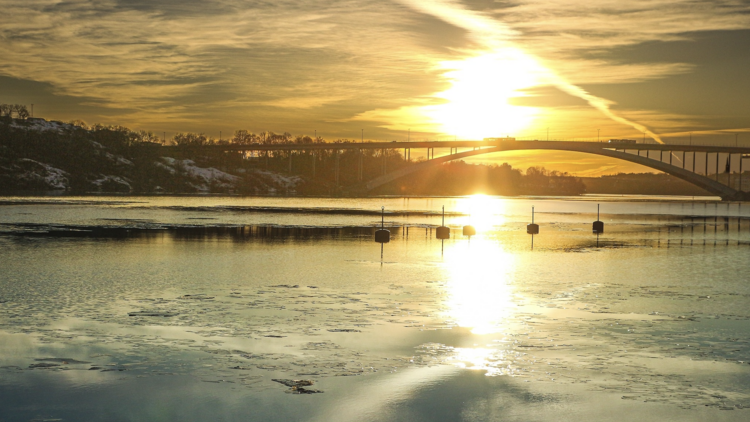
183,139,750,200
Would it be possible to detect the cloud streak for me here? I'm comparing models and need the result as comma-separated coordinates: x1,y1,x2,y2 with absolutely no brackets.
396,0,670,142
0,0,748,146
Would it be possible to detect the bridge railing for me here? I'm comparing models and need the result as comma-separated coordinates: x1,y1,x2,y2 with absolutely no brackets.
513,137,748,148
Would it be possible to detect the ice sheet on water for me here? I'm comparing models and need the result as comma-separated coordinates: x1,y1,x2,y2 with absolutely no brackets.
1,268,749,408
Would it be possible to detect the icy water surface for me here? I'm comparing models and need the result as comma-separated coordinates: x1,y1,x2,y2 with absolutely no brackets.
1,195,749,421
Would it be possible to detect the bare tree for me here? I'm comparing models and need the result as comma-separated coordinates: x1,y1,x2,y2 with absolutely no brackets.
15,104,29,120
172,132,209,146
135,130,161,144
232,129,257,145
70,120,89,129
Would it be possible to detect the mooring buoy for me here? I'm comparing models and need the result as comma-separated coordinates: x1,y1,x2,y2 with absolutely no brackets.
593,203,604,247
374,206,390,260
593,204,604,234
527,206,539,249
436,205,450,254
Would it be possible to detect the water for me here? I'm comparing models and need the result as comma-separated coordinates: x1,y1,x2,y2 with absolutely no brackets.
1,195,749,421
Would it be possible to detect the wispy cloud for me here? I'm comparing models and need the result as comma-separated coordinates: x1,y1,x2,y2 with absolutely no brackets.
1,0,748,140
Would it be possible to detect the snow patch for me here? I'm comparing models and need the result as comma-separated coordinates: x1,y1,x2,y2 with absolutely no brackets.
160,157,240,192
104,152,133,166
10,118,76,133
15,159,70,190
252,169,303,192
90,175,132,192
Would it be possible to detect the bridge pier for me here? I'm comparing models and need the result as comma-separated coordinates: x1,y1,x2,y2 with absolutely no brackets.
382,149,387,176
204,139,750,200
705,152,709,176
358,150,363,181
335,150,340,187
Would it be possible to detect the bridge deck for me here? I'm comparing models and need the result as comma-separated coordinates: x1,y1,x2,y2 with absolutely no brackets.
167,140,750,154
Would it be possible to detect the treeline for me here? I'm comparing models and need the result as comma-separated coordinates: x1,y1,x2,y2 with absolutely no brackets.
0,104,30,119
581,173,711,196
376,161,586,196
0,114,587,196
0,117,413,194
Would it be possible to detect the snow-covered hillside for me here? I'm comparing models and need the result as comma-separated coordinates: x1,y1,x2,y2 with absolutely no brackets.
159,158,240,192
0,159,70,190
1,117,311,194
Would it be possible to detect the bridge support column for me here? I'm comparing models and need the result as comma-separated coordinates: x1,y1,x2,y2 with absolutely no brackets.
382,149,387,176
311,151,316,178
288,152,292,173
335,150,340,187
358,150,363,182
716,153,720,181
705,152,708,176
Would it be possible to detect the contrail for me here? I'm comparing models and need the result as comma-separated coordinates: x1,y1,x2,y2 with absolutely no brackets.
398,0,663,143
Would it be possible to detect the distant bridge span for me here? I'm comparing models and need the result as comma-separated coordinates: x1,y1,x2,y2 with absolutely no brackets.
359,141,744,199
178,140,750,200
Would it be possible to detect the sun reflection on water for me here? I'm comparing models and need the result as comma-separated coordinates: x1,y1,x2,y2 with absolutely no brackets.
442,237,516,335
439,237,519,374
454,194,506,232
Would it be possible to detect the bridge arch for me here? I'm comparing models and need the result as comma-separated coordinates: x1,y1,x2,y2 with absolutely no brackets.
360,144,738,199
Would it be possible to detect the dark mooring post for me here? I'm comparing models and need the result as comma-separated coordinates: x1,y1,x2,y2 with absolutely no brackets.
375,206,390,262
527,206,539,250
593,204,604,247
436,206,450,255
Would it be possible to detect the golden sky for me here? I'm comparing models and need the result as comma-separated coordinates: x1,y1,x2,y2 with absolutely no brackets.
2,0,750,175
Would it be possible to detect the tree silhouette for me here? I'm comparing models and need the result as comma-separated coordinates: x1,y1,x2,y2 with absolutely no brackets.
13,105,29,120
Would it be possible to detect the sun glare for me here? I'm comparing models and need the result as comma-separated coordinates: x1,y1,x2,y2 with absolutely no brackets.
442,239,516,335
425,49,542,139
454,194,506,232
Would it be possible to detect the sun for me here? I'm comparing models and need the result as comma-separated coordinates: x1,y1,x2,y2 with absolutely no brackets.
424,49,543,139
351,48,545,139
